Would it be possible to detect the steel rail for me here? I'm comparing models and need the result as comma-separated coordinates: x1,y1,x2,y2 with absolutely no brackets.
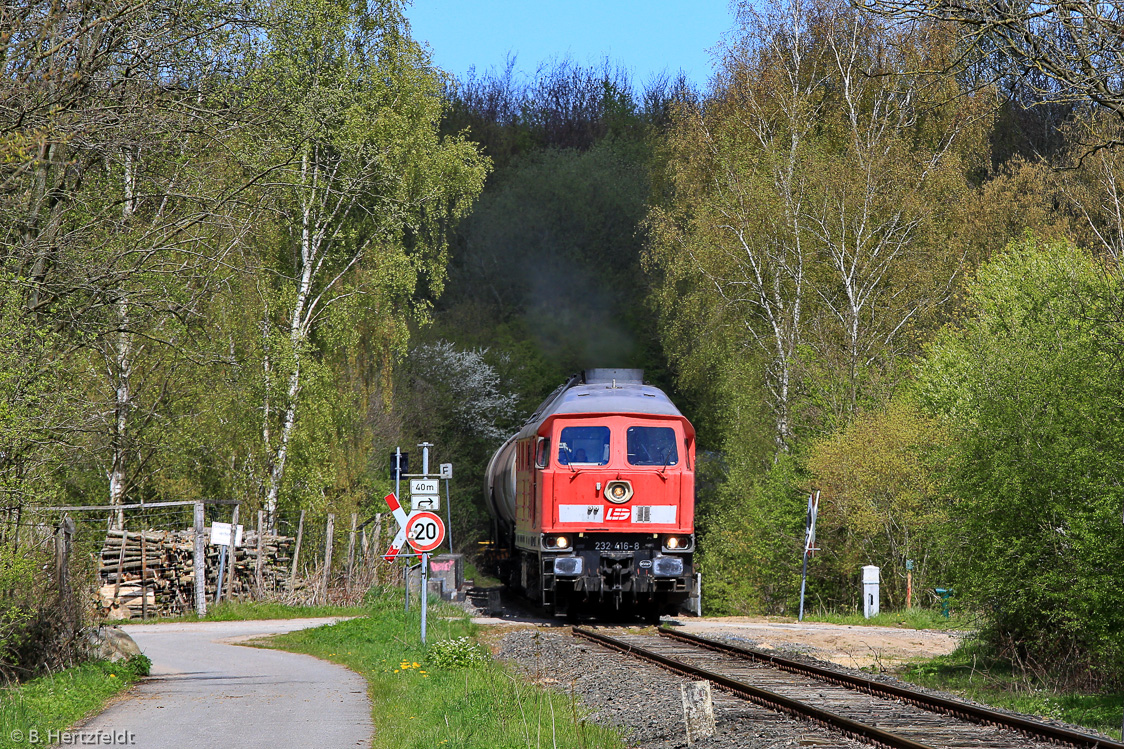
659,627,1124,749
572,626,936,749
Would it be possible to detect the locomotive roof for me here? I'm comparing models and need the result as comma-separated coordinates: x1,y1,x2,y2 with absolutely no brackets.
517,381,692,439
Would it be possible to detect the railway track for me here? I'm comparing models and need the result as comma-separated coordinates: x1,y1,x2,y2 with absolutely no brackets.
572,626,1124,749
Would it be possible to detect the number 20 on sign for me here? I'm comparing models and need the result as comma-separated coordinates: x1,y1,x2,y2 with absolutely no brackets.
405,511,445,553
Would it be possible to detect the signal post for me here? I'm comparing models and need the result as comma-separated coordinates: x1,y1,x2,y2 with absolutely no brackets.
383,442,449,644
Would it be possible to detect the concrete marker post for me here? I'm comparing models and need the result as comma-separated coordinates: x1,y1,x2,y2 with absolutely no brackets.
862,565,880,619
681,680,715,745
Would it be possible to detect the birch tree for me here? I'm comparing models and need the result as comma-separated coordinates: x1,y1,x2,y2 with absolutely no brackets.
647,0,988,452
0,0,256,521
248,0,487,527
857,0,1124,144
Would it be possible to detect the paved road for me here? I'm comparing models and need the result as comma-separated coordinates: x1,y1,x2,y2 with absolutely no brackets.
79,618,371,749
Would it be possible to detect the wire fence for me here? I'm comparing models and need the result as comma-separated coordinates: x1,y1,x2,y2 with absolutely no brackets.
0,501,402,683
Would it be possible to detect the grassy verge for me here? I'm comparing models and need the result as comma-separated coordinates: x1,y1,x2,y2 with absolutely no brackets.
0,655,150,749
175,600,367,622
266,587,625,749
800,607,975,630
901,642,1123,740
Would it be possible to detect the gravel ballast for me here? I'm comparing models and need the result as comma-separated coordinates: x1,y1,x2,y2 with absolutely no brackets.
496,628,866,749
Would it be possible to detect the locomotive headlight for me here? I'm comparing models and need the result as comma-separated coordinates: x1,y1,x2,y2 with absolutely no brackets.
662,535,692,552
605,480,633,504
544,534,572,550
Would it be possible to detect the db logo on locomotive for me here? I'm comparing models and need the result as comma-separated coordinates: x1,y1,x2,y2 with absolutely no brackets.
605,506,631,522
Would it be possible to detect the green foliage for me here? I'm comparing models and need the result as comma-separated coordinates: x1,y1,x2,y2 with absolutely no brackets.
918,236,1124,687
426,636,490,669
806,400,952,609
443,139,653,371
0,655,150,749
902,642,1123,740
268,587,624,749
645,0,989,458
699,452,806,615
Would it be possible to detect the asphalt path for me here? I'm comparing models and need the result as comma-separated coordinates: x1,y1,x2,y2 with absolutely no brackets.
79,618,371,749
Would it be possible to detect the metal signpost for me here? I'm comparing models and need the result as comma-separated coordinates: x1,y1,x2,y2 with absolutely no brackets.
405,511,445,644
209,521,243,604
383,443,452,642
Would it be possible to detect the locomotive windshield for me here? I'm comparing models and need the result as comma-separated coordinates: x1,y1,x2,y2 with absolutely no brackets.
557,426,610,465
626,426,678,466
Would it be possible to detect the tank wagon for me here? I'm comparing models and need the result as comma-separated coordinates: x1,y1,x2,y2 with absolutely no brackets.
483,369,696,621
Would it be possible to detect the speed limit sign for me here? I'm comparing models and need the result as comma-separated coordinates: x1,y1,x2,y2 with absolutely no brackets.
405,511,445,553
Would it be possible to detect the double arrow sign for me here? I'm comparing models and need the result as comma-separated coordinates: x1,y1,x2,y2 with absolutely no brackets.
382,492,445,561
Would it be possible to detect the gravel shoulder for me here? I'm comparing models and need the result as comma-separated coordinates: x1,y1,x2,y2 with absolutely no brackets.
494,627,866,749
672,616,964,671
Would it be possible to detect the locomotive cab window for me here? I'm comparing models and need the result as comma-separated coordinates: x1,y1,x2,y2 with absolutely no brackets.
627,426,679,466
557,426,610,465
535,437,550,468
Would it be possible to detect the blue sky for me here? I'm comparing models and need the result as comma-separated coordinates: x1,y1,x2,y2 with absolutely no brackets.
404,1,737,92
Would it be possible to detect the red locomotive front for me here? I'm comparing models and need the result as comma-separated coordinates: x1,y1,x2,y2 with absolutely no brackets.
485,369,696,621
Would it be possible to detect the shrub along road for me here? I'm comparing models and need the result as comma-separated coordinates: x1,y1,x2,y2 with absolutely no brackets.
78,619,370,748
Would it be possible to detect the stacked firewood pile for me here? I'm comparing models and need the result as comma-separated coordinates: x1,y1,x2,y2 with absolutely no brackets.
96,529,296,620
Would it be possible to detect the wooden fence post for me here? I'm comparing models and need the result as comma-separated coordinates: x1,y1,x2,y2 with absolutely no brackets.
321,514,335,604
290,509,305,591
371,514,383,583
140,527,148,620
56,514,76,631
194,502,206,616
112,526,127,606
346,512,357,593
255,509,265,597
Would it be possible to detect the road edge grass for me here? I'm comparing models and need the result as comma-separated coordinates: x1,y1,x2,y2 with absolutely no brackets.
263,587,627,749
167,600,367,622
898,639,1123,741
798,606,975,630
0,654,150,749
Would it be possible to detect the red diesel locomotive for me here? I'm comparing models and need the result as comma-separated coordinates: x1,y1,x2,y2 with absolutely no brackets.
483,369,696,620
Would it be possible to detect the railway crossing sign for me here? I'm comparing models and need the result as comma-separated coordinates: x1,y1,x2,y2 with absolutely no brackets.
410,478,440,511
382,492,409,561
405,511,445,553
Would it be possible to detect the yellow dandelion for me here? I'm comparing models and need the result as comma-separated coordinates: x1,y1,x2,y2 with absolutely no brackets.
412,662,419,668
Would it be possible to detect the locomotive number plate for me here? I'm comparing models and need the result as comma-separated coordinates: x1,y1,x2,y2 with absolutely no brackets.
594,540,642,551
